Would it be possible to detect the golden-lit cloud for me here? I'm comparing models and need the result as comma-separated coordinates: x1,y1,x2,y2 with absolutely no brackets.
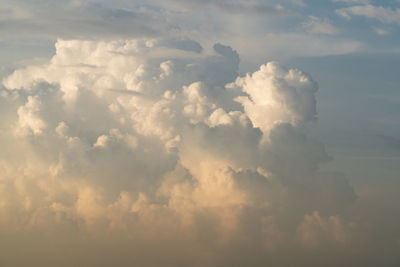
0,38,396,267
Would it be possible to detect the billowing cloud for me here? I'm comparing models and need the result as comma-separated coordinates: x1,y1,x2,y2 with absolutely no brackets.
0,38,397,267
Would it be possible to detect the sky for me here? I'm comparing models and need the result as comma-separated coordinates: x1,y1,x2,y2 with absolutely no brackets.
0,0,400,266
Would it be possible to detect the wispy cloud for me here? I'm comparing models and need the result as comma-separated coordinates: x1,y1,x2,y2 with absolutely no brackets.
337,4,400,25
302,16,340,35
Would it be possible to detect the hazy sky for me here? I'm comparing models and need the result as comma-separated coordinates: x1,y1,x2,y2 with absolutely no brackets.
0,0,399,266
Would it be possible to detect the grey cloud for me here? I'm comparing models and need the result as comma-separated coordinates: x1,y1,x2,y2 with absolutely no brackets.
0,1,167,39
377,134,400,151
214,43,239,60
148,0,283,15
0,0,280,42
162,39,203,53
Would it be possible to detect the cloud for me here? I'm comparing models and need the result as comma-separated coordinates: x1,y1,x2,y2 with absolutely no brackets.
337,5,400,25
0,0,371,66
297,211,348,248
0,38,397,266
144,0,284,15
372,26,390,35
0,1,166,40
162,39,203,53
302,16,340,35
332,0,370,4
16,95,47,135
251,33,363,59
230,62,318,136
0,0,287,43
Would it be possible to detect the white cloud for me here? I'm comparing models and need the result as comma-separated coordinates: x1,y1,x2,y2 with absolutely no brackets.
337,5,400,25
231,62,318,137
160,60,173,79
17,95,46,135
302,16,340,35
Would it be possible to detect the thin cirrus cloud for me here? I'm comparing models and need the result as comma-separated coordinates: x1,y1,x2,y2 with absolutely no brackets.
0,1,167,39
332,0,370,4
142,0,286,14
336,4,400,25
2,0,391,66
302,16,340,35
0,0,284,40
372,26,390,35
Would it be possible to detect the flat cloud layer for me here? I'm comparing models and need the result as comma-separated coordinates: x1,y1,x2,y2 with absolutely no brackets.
0,39,398,266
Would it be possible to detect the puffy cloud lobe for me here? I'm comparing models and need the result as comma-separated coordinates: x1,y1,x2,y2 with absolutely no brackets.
231,62,318,137
0,39,362,266
17,95,47,135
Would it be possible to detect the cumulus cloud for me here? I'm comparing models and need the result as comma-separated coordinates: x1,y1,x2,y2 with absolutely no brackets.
16,95,47,135
231,62,318,136
0,38,396,266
